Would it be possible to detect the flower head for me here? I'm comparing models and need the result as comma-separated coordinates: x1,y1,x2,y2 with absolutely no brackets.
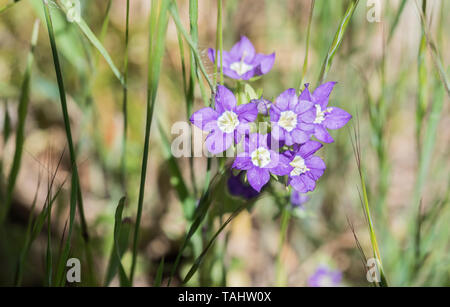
284,141,326,193
190,85,258,154
300,82,352,143
308,266,342,287
270,88,316,146
232,133,288,192
208,36,275,80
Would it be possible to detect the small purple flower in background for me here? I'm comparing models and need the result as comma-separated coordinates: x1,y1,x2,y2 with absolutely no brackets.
227,171,260,200
252,98,272,116
308,266,342,287
208,36,275,80
232,133,289,192
270,88,316,146
300,82,352,143
190,85,258,154
290,190,309,209
284,141,326,193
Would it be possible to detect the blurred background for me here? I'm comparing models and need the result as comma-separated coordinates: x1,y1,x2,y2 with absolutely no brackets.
0,0,448,286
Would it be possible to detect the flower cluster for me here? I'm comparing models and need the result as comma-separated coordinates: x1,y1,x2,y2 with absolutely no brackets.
191,36,351,197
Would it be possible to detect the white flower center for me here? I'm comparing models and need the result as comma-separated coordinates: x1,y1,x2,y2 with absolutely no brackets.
313,105,333,124
290,156,310,176
251,147,271,168
217,111,239,133
278,111,298,132
230,61,253,76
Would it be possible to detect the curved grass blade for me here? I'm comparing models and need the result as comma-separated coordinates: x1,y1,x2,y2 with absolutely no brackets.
169,1,214,92
158,122,196,219
350,121,389,287
42,1,93,282
317,0,360,85
415,0,450,98
182,204,247,284
104,197,131,287
0,0,19,14
167,169,227,286
130,0,170,285
56,1,125,86
0,20,39,226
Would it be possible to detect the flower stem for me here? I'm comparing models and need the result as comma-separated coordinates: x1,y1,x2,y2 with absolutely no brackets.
275,206,291,286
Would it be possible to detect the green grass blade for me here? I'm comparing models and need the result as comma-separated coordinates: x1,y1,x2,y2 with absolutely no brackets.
121,0,130,192
1,20,39,225
0,0,18,14
153,257,165,287
158,122,196,219
104,197,131,287
387,0,407,43
415,1,450,98
317,0,359,85
182,205,246,284
130,0,170,285
169,1,214,92
57,1,125,86
54,173,77,287
298,0,315,91
350,123,388,287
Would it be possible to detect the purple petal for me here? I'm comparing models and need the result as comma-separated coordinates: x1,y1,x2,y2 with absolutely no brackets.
233,154,253,170
236,102,258,123
324,107,352,130
299,83,313,102
270,124,285,141
285,132,295,146
313,82,337,108
205,130,233,154
295,99,314,114
247,167,270,192
274,88,297,111
307,156,326,170
190,107,218,131
252,52,275,75
229,36,256,61
222,67,242,80
298,141,323,158
314,125,334,143
270,154,291,176
291,129,310,145
291,174,316,193
215,85,237,113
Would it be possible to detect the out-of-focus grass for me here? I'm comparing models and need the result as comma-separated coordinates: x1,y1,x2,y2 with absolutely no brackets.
0,0,448,287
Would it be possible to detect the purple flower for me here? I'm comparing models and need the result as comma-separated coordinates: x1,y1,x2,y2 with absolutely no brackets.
290,190,309,208
190,85,258,154
227,171,260,200
308,266,342,287
232,133,289,192
208,36,275,81
270,88,316,146
284,141,326,193
300,82,352,143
